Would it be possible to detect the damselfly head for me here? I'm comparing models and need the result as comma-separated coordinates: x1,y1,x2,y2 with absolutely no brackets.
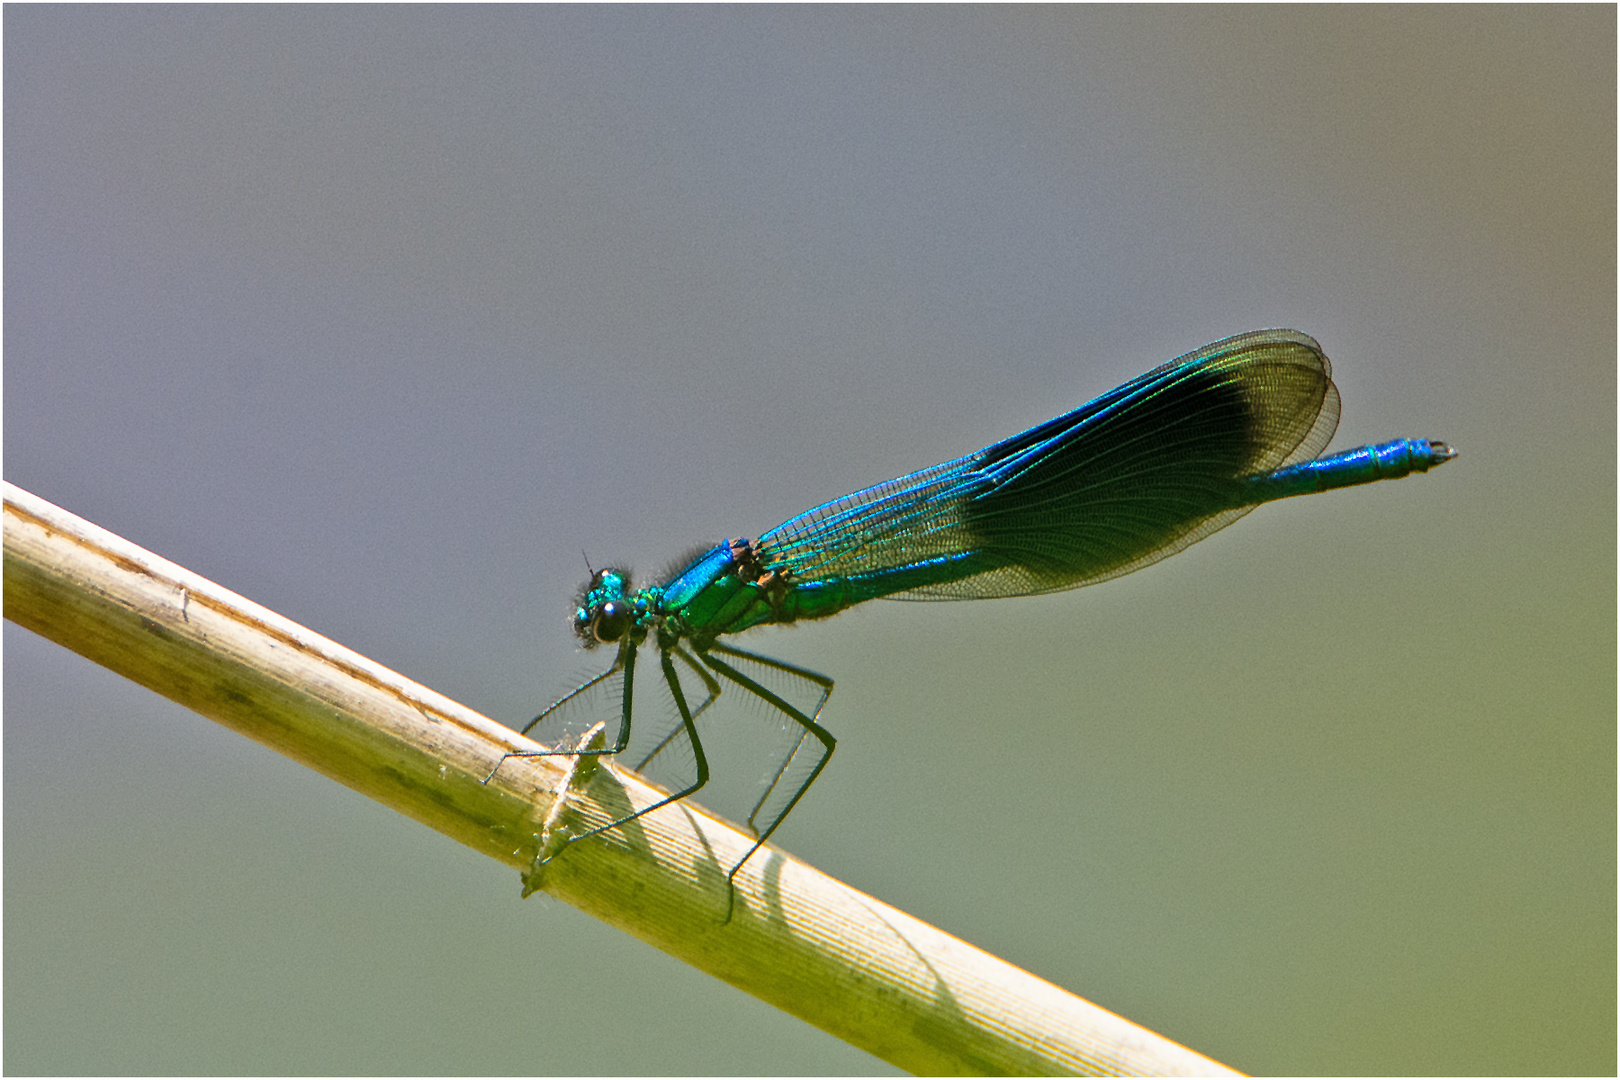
573,567,635,648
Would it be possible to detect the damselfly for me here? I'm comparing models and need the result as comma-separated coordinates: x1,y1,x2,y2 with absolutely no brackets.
490,329,1454,906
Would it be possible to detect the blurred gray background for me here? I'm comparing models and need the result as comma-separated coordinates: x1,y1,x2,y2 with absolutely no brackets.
5,7,1612,1075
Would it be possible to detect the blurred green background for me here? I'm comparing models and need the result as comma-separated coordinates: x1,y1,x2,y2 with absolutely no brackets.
5,8,1612,1075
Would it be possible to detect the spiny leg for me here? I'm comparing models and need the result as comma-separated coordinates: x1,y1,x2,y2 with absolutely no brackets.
708,642,834,823
633,644,722,772
707,641,835,713
529,646,713,871
701,642,836,919
482,641,638,785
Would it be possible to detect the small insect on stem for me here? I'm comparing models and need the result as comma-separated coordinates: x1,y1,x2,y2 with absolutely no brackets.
521,721,608,898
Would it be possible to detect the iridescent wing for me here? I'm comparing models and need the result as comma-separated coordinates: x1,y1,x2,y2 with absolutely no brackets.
757,329,1339,600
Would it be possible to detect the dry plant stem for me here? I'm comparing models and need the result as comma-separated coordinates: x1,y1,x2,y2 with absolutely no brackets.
3,481,1240,1077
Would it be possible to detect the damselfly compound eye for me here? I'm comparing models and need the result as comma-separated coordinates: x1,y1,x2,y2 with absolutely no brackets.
592,601,630,643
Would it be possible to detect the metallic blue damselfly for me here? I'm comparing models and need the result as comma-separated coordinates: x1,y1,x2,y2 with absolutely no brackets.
490,329,1454,907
